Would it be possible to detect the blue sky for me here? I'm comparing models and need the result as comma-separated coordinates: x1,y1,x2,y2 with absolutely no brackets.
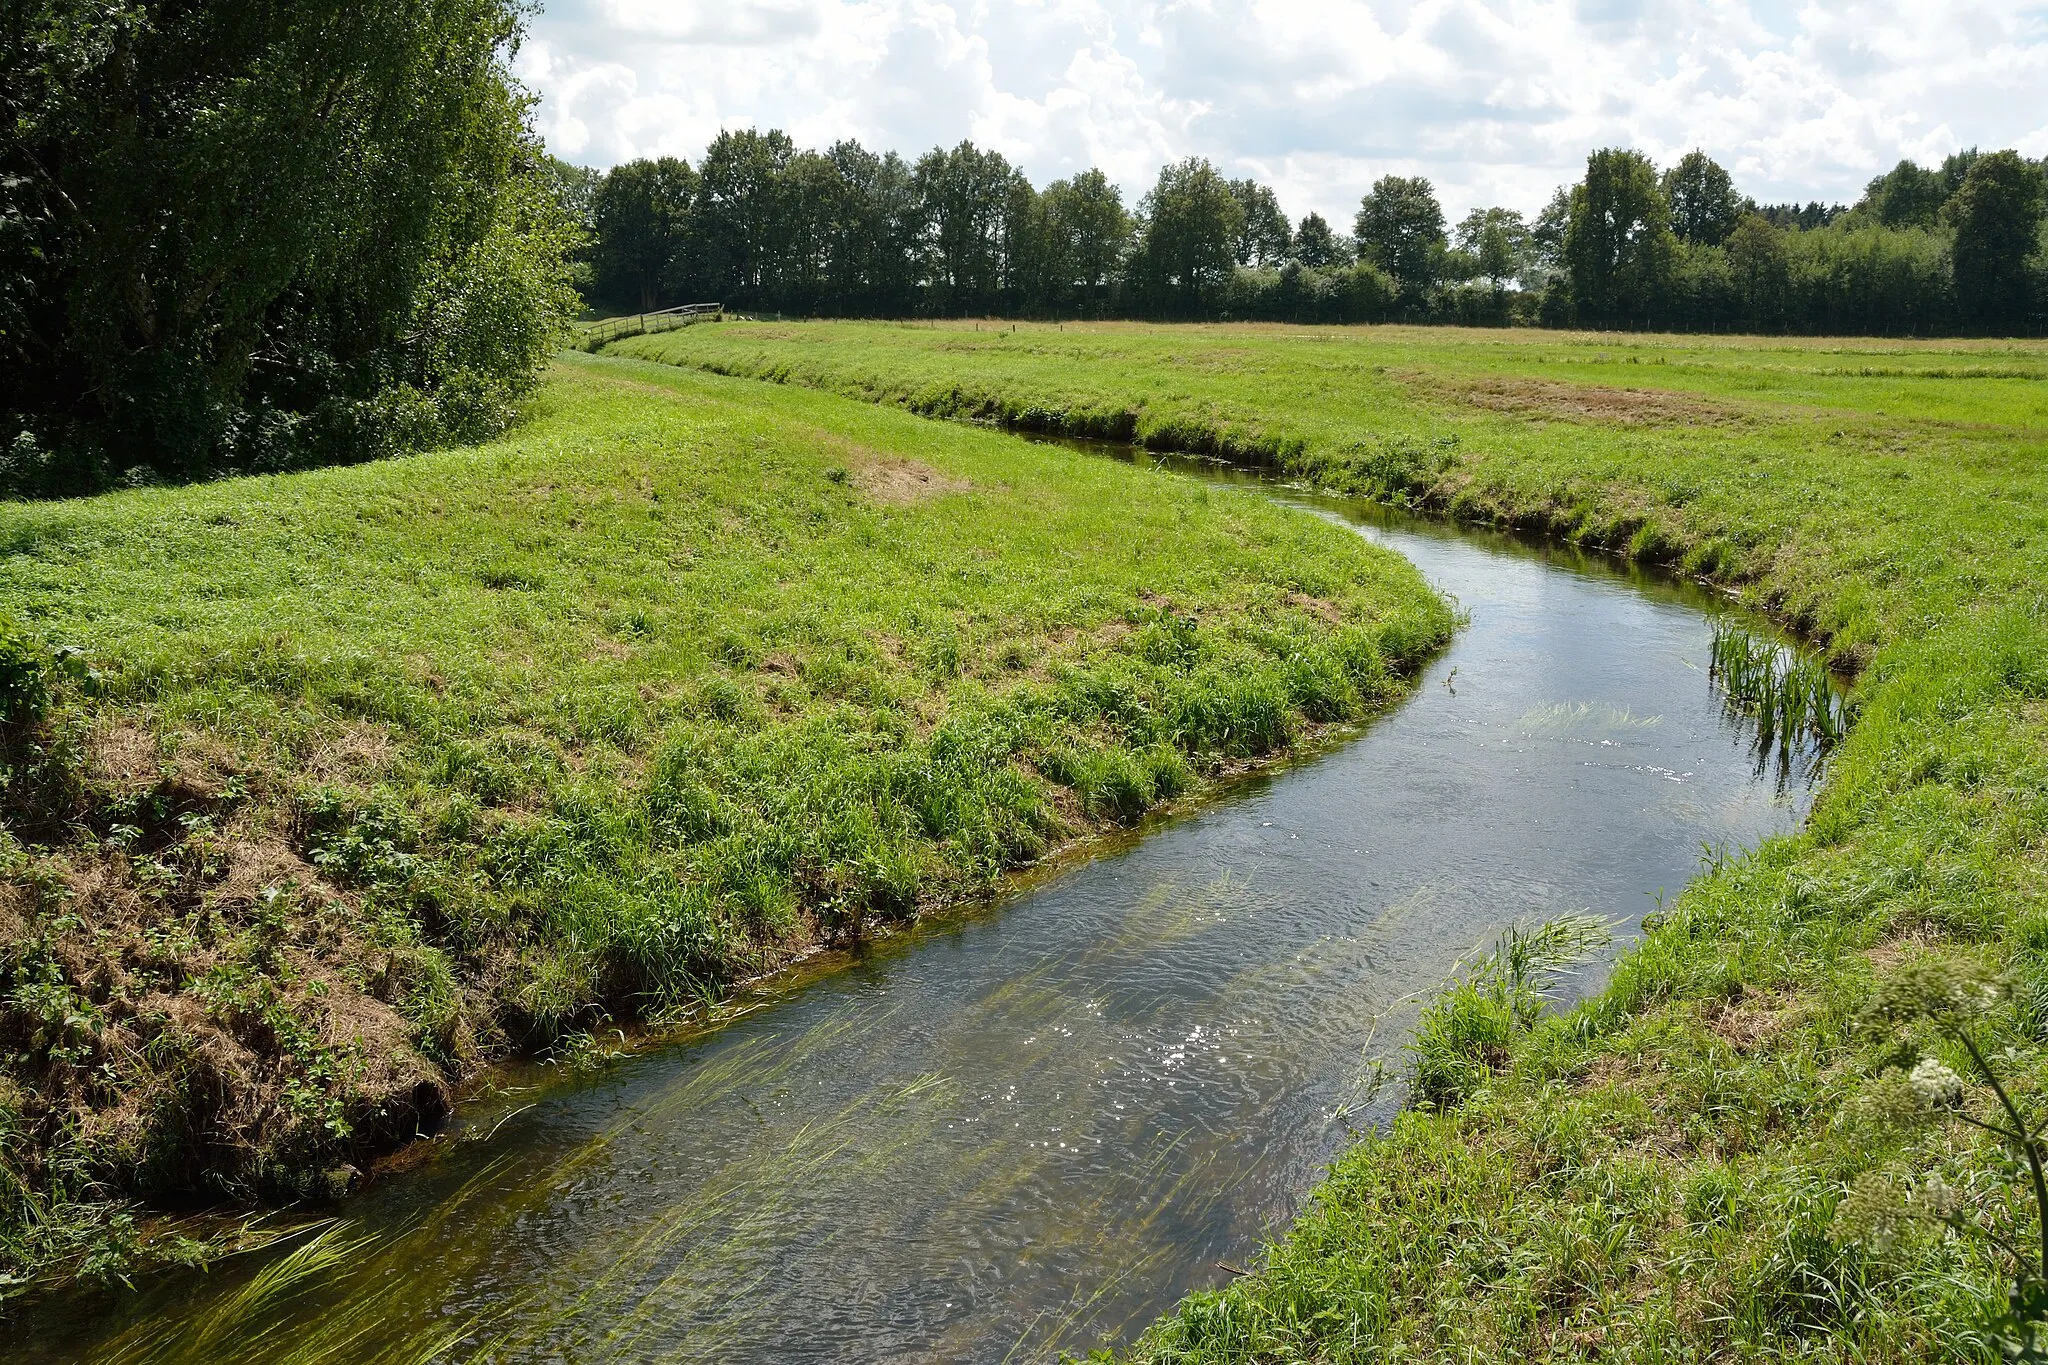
517,0,2048,226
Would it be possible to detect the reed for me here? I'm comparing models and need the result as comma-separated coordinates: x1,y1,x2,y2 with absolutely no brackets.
1708,621,1845,780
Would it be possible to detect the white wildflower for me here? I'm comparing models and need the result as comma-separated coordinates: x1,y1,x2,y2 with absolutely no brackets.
1911,1171,1962,1221
1908,1057,1966,1109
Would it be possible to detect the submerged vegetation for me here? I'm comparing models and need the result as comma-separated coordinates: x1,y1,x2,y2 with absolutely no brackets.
614,318,2048,1358
0,356,1449,1295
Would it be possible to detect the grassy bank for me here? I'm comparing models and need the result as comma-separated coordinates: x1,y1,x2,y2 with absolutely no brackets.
611,320,2048,1359
0,354,1451,1294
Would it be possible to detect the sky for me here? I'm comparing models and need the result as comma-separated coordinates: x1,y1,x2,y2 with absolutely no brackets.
516,0,2048,227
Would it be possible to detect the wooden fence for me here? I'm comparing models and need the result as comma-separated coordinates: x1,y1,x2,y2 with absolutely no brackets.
581,302,724,348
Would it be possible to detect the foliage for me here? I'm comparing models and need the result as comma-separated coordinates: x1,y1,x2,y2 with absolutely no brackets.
914,140,1031,316
1040,170,1132,316
1290,213,1350,269
1837,957,2048,1360
1133,158,1245,316
1353,175,1447,301
1863,158,1953,230
1663,150,1743,246
1227,179,1292,267
592,157,697,312
1564,148,1679,322
1453,207,1529,289
1947,151,2047,328
0,0,578,497
567,126,2047,335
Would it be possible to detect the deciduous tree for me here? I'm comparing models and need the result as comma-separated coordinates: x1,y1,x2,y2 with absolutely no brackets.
593,158,696,312
1354,176,1446,299
1564,149,1678,321
1135,159,1243,315
1946,150,2046,328
1291,212,1350,267
1228,179,1292,266
1662,151,1742,246
1454,207,1528,289
1,0,576,492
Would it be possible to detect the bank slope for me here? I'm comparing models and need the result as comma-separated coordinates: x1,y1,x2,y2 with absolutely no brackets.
615,319,2048,1360
0,355,1451,1291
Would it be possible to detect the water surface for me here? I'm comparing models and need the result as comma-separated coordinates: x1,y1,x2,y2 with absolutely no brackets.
18,482,1817,1364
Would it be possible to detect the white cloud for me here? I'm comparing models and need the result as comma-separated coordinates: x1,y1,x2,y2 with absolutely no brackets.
516,0,2048,224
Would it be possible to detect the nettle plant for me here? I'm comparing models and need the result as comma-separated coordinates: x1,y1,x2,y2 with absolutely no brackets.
1837,956,2048,1359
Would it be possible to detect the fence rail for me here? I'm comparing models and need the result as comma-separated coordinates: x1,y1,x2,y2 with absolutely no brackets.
583,302,723,348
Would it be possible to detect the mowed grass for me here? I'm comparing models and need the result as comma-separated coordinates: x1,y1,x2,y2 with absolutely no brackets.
0,355,1450,1287
613,319,2048,1360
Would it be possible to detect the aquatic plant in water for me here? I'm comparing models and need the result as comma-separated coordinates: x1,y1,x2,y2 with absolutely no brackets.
1708,622,1843,784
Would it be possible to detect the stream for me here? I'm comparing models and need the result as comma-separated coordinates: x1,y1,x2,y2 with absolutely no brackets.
14,467,1821,1364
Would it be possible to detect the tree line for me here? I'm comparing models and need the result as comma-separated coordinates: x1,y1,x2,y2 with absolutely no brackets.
562,135,2048,335
6,0,2044,503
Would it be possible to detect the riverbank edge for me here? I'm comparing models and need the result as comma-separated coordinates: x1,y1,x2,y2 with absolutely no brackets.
597,334,2042,1358
0,364,1457,1309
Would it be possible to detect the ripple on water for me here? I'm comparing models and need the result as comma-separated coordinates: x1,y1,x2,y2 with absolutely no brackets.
14,499,1827,1365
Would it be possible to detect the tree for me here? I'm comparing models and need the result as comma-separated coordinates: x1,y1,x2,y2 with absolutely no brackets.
1453,207,1528,289
1227,179,1292,266
1754,201,1844,230
592,158,696,312
1291,212,1349,267
1662,151,1742,246
1563,149,1678,322
1940,149,1984,198
1135,158,1243,315
914,141,1025,315
1528,188,1572,282
1,0,575,493
1354,176,1446,300
1860,159,1947,229
696,128,796,306
1946,150,2046,328
539,156,603,239
1041,170,1130,315
1725,213,1791,328
778,150,847,313
822,140,921,314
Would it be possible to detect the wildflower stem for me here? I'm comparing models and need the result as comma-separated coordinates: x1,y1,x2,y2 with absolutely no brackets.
1958,1029,2048,1278
1954,1111,2029,1146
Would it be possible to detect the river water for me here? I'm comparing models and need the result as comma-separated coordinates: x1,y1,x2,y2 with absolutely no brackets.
16,474,1818,1364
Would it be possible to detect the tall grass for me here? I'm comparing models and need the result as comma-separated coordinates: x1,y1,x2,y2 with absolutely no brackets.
1708,622,1845,783
609,320,2048,1360
1408,916,1613,1108
0,355,1451,1293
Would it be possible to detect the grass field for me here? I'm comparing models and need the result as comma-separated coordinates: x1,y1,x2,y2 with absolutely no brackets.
0,355,1451,1290
610,319,2048,1360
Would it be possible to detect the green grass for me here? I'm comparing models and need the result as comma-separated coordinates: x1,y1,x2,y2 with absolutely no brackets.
0,354,1450,1293
610,319,2048,1360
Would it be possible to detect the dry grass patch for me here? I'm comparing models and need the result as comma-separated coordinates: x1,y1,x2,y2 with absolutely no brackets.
1421,373,1747,426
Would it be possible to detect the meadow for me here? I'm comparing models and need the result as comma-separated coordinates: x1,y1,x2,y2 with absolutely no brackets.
0,356,1451,1289
610,319,2048,1360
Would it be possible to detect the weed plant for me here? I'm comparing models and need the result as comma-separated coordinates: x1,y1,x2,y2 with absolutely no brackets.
0,357,1449,1293
617,320,2048,1359
1709,621,1845,787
